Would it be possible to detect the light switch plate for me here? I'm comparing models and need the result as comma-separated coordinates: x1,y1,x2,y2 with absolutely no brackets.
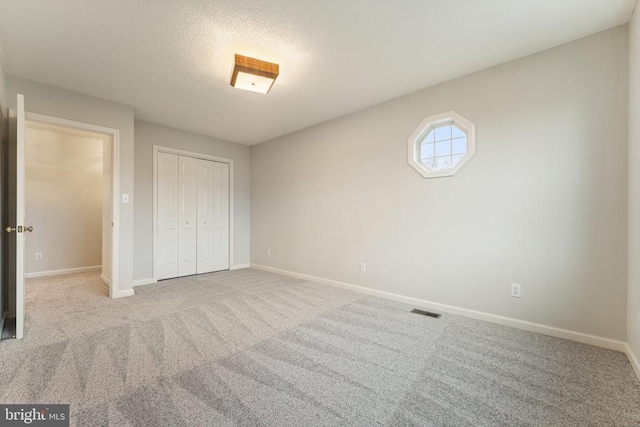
122,194,129,203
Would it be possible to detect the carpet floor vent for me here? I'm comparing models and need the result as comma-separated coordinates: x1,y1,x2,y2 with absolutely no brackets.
411,308,442,318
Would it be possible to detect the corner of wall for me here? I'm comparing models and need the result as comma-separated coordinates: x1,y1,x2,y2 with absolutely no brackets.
628,1,640,381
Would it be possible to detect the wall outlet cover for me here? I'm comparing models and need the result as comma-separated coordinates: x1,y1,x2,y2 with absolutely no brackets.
510,283,521,298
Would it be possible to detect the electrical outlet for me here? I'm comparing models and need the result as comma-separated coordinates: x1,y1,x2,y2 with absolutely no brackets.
360,262,366,273
510,283,521,298
35,252,43,261
267,249,271,257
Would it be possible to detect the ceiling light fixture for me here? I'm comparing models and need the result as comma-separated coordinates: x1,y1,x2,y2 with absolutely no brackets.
230,54,279,94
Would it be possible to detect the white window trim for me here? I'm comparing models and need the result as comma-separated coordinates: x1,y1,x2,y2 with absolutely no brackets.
408,110,477,178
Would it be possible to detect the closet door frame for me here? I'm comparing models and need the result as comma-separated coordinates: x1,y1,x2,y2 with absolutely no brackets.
152,145,234,283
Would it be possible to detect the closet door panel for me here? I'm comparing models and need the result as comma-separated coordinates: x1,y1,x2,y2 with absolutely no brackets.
197,159,215,274
157,153,179,280
213,162,230,271
178,155,198,276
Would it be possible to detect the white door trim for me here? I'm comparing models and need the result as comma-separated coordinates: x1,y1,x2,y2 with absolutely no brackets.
24,112,121,299
152,145,234,282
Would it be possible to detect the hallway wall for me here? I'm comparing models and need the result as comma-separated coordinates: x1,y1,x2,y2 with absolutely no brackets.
25,125,103,275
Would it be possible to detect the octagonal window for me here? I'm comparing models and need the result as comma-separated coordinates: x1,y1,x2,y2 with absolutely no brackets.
408,111,476,178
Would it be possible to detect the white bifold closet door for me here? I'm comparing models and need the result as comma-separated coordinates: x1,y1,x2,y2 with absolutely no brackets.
178,156,198,276
197,159,215,274
157,153,229,280
196,160,230,273
212,162,230,271
157,153,179,280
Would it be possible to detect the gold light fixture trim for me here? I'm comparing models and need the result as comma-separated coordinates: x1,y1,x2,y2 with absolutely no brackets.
231,54,279,94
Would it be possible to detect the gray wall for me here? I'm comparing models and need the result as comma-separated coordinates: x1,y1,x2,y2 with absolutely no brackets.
25,127,103,274
0,50,5,111
133,120,251,281
6,75,136,293
251,26,629,341
628,7,640,367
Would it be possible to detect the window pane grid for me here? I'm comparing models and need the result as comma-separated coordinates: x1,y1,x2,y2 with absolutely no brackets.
420,125,467,170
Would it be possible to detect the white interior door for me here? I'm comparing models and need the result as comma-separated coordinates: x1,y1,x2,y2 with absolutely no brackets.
178,155,198,276
213,162,230,271
157,153,179,280
10,94,27,339
197,159,214,274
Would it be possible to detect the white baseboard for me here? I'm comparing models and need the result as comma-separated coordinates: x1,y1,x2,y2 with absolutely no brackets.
626,345,640,381
231,263,250,270
26,265,102,279
114,289,134,298
100,274,110,287
251,264,628,353
133,278,157,287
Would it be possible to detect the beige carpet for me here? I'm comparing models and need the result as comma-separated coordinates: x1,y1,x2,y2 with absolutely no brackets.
1,269,639,426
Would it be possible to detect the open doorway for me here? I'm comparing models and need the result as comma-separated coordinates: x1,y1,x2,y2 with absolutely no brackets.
23,121,112,296
1,98,121,341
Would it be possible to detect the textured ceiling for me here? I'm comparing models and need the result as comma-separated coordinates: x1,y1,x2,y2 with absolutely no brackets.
0,0,637,145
